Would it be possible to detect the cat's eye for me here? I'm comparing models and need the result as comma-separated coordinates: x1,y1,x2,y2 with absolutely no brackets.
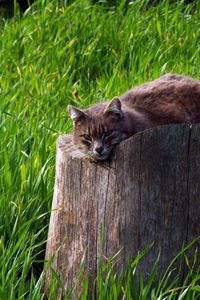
104,130,113,137
81,134,92,141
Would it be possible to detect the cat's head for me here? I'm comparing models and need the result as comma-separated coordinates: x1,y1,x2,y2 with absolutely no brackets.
67,98,127,161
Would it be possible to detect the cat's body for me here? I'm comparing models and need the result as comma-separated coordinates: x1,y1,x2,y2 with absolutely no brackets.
68,74,200,161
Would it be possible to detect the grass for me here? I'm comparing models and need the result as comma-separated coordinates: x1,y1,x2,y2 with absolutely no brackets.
47,238,200,299
0,0,200,298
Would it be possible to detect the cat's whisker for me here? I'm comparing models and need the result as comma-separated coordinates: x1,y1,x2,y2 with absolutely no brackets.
71,150,88,159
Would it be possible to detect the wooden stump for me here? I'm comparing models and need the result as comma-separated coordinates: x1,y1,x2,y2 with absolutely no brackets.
45,124,200,295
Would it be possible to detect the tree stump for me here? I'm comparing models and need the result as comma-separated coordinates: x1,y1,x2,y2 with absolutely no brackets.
45,124,200,295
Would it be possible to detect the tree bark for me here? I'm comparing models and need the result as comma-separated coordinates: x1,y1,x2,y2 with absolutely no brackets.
45,124,200,296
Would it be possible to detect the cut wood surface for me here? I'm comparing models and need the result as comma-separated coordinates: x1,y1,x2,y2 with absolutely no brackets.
45,124,200,295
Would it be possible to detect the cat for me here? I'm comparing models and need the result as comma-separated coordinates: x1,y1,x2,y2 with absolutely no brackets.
67,74,200,161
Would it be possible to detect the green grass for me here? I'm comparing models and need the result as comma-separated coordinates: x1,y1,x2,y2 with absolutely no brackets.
46,239,200,300
0,0,200,298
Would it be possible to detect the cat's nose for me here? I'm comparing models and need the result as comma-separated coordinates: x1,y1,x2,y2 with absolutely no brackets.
94,146,103,155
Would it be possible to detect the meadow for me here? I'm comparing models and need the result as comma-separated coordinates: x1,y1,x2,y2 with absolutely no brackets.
0,0,200,298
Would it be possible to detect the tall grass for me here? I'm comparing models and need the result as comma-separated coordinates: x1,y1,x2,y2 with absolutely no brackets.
0,0,200,298
47,239,200,299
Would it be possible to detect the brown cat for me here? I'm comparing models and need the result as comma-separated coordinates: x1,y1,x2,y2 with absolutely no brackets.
67,74,200,161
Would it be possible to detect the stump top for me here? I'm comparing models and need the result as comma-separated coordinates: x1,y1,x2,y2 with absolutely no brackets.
57,134,87,159
57,124,194,164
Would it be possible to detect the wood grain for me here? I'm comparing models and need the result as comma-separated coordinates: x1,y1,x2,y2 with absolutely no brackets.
45,124,200,296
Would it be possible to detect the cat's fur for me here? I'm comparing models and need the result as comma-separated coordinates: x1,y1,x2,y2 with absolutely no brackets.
67,74,200,161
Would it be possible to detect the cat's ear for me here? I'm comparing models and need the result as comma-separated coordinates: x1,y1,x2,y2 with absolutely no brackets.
67,105,86,122
104,97,122,118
